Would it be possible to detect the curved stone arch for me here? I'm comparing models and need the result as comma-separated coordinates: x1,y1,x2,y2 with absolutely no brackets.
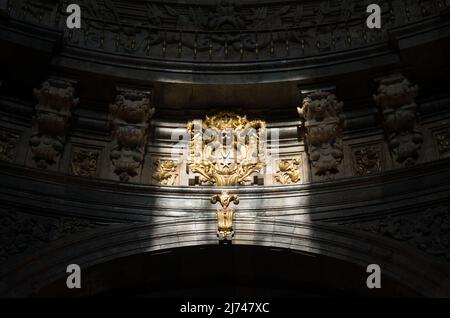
1,217,449,297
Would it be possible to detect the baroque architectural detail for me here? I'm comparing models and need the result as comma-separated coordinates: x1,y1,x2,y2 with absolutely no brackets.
71,149,99,177
352,145,382,176
349,206,450,262
109,88,155,182
152,159,179,186
29,79,78,169
0,131,19,163
298,91,345,176
211,191,239,241
15,0,450,61
187,112,266,186
435,128,450,159
373,74,423,166
274,157,302,184
0,209,99,264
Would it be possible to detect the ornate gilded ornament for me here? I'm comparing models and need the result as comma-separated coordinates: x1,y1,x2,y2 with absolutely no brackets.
187,112,266,186
353,146,382,176
0,131,19,163
274,158,302,184
71,149,99,177
298,91,345,176
152,159,179,186
373,74,423,166
211,191,240,241
109,88,155,182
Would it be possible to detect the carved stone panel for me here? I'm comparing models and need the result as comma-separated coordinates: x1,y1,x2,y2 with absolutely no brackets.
0,209,99,264
434,128,450,159
298,91,345,177
152,159,179,186
373,74,423,166
274,157,302,184
29,78,78,169
71,148,100,177
0,130,19,163
349,206,450,263
109,88,155,182
352,145,382,176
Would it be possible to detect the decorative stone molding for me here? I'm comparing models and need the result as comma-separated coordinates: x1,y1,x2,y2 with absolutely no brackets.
298,91,345,176
373,74,423,166
274,157,302,184
352,145,382,176
434,128,450,159
152,159,179,186
30,78,78,169
109,88,155,182
211,191,239,241
0,209,98,264
0,131,18,163
10,0,446,62
71,149,99,177
187,112,266,186
349,206,450,263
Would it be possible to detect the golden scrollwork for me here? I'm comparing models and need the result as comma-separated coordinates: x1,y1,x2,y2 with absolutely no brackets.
274,157,302,184
187,112,267,186
211,191,240,240
152,159,179,185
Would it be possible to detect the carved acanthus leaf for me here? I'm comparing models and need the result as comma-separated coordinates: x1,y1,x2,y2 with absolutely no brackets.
152,160,179,186
274,157,302,184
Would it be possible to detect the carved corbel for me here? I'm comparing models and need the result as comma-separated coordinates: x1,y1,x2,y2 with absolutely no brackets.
373,74,423,166
30,78,78,168
109,88,155,181
297,91,345,176
211,191,239,241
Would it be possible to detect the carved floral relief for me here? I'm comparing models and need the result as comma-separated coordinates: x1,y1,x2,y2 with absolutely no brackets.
71,149,99,177
274,157,302,184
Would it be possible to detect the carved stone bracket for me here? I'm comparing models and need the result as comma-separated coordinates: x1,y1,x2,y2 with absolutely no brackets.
109,88,155,182
298,91,345,176
373,74,423,166
30,78,78,169
211,191,239,241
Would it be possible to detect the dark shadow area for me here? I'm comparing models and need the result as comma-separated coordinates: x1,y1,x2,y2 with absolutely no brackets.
36,245,419,298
